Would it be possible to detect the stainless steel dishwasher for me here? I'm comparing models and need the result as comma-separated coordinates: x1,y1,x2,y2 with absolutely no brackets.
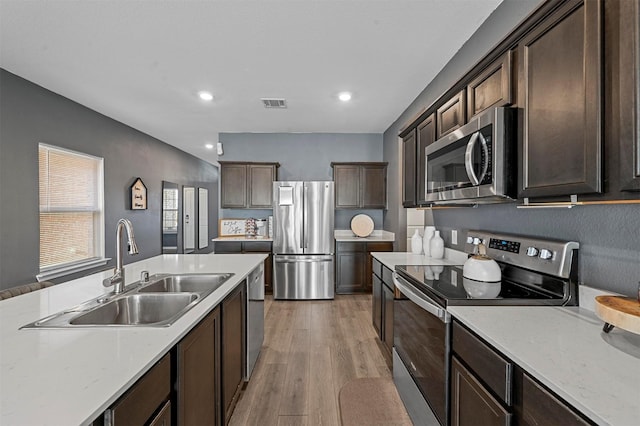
245,263,265,381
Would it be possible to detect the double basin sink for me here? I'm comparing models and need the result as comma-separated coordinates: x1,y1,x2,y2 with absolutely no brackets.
22,273,234,328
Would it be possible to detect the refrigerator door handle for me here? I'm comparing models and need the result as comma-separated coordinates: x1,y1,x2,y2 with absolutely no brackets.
303,184,309,249
274,258,333,263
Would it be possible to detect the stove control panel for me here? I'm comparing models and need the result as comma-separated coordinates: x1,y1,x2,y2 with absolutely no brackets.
465,231,579,279
489,238,521,254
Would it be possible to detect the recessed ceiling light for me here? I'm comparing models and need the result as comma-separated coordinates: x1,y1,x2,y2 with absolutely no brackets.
198,91,213,101
338,92,352,102
205,143,214,149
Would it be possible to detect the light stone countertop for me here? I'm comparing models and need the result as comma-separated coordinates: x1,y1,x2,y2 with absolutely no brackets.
211,236,273,242
371,248,468,269
0,253,266,426
448,305,640,426
334,229,396,242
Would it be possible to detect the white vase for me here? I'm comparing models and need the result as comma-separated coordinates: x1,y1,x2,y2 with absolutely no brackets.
423,226,436,257
410,229,423,254
430,230,445,259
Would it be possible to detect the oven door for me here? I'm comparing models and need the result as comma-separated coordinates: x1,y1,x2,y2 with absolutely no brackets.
393,273,451,426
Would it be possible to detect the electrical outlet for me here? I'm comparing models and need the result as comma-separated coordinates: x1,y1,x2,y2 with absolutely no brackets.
451,229,458,245
451,270,458,287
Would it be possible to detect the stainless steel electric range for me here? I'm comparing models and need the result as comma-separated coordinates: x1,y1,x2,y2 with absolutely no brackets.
392,230,579,426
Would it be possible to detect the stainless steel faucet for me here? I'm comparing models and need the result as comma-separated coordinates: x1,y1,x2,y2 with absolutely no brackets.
103,218,139,294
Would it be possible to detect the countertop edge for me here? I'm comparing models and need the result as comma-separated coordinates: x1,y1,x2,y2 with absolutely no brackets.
0,253,267,426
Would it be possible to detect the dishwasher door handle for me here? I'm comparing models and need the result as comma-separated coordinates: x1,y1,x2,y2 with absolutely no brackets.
393,273,450,323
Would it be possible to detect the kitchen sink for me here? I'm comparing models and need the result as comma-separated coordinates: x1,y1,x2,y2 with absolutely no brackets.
137,273,233,294
21,272,235,329
69,293,199,326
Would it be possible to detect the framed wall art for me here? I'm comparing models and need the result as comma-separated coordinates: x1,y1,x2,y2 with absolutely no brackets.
130,177,147,210
218,218,246,237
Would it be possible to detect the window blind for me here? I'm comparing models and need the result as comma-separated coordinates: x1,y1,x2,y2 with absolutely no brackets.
38,144,104,270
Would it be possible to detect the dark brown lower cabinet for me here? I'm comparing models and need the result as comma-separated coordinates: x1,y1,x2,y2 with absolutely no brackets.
149,401,172,426
517,372,591,426
453,321,593,426
336,241,393,294
372,273,383,336
371,261,395,357
381,280,394,355
105,353,171,426
222,282,246,425
177,307,220,426
451,357,511,426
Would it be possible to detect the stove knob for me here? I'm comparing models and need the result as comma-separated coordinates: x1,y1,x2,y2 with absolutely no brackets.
526,247,539,257
466,236,474,244
473,237,482,245
539,249,553,260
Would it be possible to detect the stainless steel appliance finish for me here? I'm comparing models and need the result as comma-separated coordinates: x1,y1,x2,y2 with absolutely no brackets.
273,181,335,300
392,231,579,426
245,263,264,380
424,107,516,204
393,348,441,426
393,273,451,425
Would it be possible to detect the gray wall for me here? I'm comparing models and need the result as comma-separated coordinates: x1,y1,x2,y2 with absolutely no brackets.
218,132,385,229
382,0,640,297
383,0,541,252
0,69,219,290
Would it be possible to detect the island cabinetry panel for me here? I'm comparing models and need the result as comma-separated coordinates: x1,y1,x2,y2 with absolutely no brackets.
436,90,466,139
402,129,417,207
222,281,246,425
467,50,514,120
105,353,171,426
177,307,220,426
337,242,392,294
518,0,602,199
332,162,388,209
220,162,279,209
214,241,272,294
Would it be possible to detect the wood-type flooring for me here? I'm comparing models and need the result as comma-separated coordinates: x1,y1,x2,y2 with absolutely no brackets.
229,294,394,426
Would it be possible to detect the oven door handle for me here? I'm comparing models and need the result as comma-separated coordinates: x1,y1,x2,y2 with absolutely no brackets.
464,131,489,186
393,273,451,323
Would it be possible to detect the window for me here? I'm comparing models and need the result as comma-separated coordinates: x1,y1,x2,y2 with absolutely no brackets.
37,144,105,280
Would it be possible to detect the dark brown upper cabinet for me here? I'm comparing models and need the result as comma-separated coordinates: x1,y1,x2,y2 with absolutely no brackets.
332,162,388,209
416,113,436,205
518,0,603,199
437,90,466,139
618,0,640,192
467,50,514,120
220,162,279,209
402,130,417,207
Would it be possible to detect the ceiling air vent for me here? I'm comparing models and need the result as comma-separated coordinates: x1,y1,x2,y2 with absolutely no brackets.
261,98,287,109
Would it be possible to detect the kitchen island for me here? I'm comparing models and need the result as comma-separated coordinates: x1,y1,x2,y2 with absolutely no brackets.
0,253,266,425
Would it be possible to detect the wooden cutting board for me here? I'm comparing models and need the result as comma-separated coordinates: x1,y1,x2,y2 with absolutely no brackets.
595,295,640,335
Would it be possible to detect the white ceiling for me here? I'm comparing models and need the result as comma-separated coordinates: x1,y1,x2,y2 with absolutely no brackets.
0,0,503,164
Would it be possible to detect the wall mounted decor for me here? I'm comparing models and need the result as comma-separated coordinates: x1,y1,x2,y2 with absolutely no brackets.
219,218,246,237
130,177,147,210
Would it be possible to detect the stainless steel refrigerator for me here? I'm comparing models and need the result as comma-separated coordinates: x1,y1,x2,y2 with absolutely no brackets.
272,181,334,300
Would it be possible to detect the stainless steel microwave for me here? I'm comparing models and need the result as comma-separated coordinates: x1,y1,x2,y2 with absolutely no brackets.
424,106,517,204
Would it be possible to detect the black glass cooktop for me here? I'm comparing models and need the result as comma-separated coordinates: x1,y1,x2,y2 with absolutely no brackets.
395,264,565,307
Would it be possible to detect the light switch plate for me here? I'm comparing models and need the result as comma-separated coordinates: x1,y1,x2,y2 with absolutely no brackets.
451,229,458,245
451,270,458,287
